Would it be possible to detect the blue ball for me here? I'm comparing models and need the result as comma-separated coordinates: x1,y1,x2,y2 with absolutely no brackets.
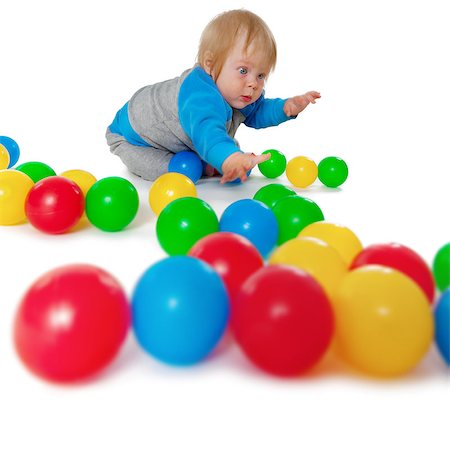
219,198,278,258
435,289,450,365
227,169,252,185
132,256,229,365
0,136,20,168
168,151,203,184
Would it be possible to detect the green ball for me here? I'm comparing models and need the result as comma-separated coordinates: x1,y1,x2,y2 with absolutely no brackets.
258,149,287,178
433,243,450,292
86,176,139,231
318,156,348,188
253,183,297,209
272,195,324,245
15,161,56,183
156,197,219,255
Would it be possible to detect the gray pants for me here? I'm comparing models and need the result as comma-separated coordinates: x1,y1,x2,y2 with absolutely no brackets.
105,127,173,181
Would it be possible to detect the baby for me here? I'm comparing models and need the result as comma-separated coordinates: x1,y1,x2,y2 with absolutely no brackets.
106,9,320,184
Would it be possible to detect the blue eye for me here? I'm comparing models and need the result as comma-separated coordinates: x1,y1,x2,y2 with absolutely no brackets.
258,73,266,80
239,67,248,75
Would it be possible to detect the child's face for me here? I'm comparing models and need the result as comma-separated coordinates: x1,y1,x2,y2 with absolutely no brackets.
212,35,268,110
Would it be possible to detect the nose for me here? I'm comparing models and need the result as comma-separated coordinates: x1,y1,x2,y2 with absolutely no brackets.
247,76,258,89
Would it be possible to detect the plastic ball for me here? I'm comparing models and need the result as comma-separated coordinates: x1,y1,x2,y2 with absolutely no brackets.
0,135,20,167
286,156,318,188
25,176,85,234
15,161,56,183
333,266,433,377
253,183,297,209
188,232,264,307
132,256,229,365
272,195,324,245
168,151,203,183
149,172,197,215
59,169,97,197
433,243,450,292
434,289,450,365
0,169,34,225
269,236,348,300
86,176,139,232
258,149,287,178
14,264,130,383
0,144,10,169
299,221,363,267
318,156,348,188
233,265,334,376
156,197,219,255
219,199,278,258
351,243,435,304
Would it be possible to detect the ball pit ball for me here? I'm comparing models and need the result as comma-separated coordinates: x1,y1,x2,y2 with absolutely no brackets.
168,150,203,184
132,256,229,366
86,176,139,232
258,149,287,178
433,243,450,292
0,135,20,167
219,199,278,258
253,183,297,209
25,176,85,234
156,197,219,255
351,242,435,304
333,266,433,377
434,289,450,365
286,156,318,188
272,195,324,245
318,156,348,188
14,264,130,383
0,143,10,169
15,161,57,183
188,232,264,307
59,169,97,197
0,169,34,225
149,172,197,215
233,265,334,376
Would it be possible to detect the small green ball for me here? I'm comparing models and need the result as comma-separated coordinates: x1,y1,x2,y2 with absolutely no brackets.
433,243,450,292
15,161,56,183
318,156,348,188
253,183,297,209
86,176,139,231
258,149,287,178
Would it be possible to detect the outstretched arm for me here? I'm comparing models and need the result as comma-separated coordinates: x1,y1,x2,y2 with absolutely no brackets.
220,152,270,184
284,91,321,117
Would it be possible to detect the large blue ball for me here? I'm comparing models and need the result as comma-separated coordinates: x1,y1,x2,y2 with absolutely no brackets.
132,256,229,365
219,198,278,258
168,151,203,184
435,289,450,365
0,136,20,168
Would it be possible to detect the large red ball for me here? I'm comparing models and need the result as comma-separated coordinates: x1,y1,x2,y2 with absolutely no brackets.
14,264,130,383
25,176,85,234
350,243,435,303
233,265,334,376
188,232,264,308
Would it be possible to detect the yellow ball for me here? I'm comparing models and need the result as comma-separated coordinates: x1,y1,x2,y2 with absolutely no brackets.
0,169,34,225
59,169,97,197
333,266,433,377
286,156,318,188
299,221,363,267
269,236,348,300
149,172,197,215
0,144,10,170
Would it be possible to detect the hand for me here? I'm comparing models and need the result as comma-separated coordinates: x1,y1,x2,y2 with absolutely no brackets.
284,91,321,117
220,152,270,184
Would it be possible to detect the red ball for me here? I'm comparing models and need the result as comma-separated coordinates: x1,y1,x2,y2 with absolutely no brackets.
351,243,435,303
233,265,334,376
14,264,130,383
188,232,264,308
25,176,85,234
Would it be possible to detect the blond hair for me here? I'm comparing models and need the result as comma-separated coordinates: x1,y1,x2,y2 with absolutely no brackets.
197,9,277,80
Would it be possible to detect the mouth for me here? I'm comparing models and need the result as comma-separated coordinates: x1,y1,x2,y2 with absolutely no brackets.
240,95,252,103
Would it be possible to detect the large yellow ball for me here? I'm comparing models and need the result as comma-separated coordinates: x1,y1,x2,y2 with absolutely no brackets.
333,266,433,377
149,172,197,215
0,169,34,225
286,156,318,188
299,221,363,267
59,169,97,197
0,144,10,170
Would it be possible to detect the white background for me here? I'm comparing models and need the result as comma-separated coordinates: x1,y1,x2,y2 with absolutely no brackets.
1,0,449,448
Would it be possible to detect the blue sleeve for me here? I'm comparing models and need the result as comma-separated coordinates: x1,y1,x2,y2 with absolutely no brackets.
178,67,242,172
241,93,296,129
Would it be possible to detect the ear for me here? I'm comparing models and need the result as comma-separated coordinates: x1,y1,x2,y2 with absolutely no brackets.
202,50,214,76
